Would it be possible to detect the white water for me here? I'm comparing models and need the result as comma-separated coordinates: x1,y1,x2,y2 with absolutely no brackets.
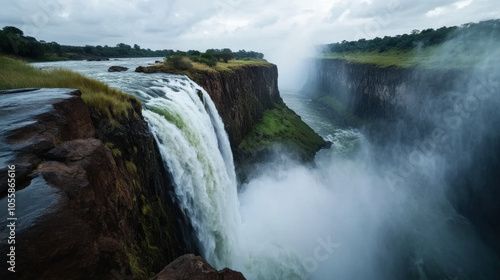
142,77,307,278
142,77,240,268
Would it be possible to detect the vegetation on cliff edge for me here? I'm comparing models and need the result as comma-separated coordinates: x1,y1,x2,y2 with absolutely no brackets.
0,55,139,125
136,57,273,80
320,19,500,69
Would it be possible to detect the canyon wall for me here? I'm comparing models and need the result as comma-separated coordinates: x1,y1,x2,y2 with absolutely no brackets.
189,64,282,150
303,59,467,120
304,58,500,258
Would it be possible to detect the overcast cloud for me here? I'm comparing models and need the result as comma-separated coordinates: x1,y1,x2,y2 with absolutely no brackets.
1,0,499,87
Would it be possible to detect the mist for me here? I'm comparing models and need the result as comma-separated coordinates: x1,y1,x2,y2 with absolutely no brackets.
231,28,500,279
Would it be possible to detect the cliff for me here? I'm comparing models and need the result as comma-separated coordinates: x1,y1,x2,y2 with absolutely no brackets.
188,64,282,149
0,88,186,279
136,62,325,173
303,59,467,121
304,57,500,259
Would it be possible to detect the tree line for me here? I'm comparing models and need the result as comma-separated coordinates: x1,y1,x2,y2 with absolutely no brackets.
320,19,500,54
165,48,265,69
0,26,170,60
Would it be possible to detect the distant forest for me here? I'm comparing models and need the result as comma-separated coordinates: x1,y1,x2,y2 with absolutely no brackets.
0,26,170,60
0,26,265,62
320,19,500,54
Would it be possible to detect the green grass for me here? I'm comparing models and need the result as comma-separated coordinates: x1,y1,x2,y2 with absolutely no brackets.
0,55,140,125
142,58,272,75
322,45,500,69
213,59,272,71
238,101,324,160
186,58,272,72
125,161,138,175
322,48,435,68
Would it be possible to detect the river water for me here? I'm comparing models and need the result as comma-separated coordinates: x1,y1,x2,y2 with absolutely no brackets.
31,58,500,280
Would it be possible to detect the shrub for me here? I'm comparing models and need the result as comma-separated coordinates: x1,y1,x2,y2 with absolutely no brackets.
167,55,192,70
199,57,217,67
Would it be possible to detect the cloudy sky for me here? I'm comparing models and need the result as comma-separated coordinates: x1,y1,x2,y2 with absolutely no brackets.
1,0,499,87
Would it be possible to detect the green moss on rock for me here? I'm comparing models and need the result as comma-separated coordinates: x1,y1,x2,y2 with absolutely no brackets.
238,101,324,161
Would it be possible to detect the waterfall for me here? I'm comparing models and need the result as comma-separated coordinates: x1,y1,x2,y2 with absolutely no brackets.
142,76,240,268
141,75,306,279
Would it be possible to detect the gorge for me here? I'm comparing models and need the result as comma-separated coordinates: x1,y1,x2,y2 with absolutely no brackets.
1,40,500,280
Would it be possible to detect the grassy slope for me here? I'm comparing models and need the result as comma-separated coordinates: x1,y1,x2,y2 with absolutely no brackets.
238,101,324,161
0,56,139,124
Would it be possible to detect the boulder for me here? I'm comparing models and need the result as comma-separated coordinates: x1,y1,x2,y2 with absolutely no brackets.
151,254,246,280
87,57,109,61
108,66,129,72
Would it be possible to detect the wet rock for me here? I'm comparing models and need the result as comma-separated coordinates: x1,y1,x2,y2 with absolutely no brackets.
151,254,246,280
322,140,333,149
108,66,128,72
87,57,109,61
0,88,94,195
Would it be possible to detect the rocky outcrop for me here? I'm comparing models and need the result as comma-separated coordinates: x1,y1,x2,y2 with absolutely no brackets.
152,254,246,280
108,66,128,72
189,65,282,150
0,88,186,279
87,57,109,61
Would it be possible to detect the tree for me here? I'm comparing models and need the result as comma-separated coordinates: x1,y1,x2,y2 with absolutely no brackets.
50,42,61,54
187,50,201,56
0,30,10,52
83,45,93,54
167,54,192,70
220,48,233,63
3,26,23,37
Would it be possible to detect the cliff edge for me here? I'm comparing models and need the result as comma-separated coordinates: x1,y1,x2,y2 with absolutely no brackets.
0,88,185,279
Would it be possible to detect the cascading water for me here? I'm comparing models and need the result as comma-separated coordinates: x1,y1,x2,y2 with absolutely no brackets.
140,76,306,279
141,77,240,268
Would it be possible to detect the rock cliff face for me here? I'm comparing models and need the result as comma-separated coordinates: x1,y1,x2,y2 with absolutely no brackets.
189,65,282,150
303,59,466,120
186,65,324,180
0,88,185,279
